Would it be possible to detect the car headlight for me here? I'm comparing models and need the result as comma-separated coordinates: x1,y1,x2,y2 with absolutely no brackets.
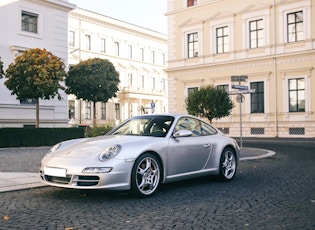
99,145,122,161
45,143,61,158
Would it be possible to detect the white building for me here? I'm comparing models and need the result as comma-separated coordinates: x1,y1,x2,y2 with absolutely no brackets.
68,8,168,126
0,0,75,127
166,0,315,138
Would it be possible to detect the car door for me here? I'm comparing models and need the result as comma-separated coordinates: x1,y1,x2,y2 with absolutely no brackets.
166,117,213,176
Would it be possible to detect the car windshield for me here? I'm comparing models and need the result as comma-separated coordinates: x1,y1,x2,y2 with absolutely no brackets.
109,116,175,137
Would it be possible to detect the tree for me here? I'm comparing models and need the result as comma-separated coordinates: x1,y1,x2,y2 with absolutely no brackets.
5,48,67,128
65,58,120,126
0,57,4,78
185,85,234,123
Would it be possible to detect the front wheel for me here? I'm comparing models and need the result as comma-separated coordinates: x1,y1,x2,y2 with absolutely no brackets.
218,147,237,181
131,153,161,197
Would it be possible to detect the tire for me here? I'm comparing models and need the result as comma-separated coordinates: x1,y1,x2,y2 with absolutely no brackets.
218,147,237,181
131,153,161,197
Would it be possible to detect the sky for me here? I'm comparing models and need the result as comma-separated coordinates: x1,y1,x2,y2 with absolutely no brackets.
69,0,167,34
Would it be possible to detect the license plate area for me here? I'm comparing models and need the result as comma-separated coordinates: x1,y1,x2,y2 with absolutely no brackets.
44,167,67,177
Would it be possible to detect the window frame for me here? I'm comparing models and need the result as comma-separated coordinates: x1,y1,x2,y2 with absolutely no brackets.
187,32,199,58
128,45,133,59
21,10,38,33
85,34,91,50
288,78,305,112
101,102,106,120
114,42,120,56
85,101,92,120
115,103,120,120
287,11,304,43
100,38,106,53
249,19,264,49
250,81,265,113
19,8,43,38
69,31,75,47
216,26,229,54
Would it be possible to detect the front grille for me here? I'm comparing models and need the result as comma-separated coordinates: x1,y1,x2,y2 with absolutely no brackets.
43,173,100,187
45,175,71,184
75,176,100,186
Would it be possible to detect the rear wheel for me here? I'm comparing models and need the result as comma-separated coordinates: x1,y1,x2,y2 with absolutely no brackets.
218,147,237,181
131,153,161,197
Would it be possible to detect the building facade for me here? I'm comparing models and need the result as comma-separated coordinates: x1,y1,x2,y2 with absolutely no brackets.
0,0,75,127
68,8,168,127
166,0,315,137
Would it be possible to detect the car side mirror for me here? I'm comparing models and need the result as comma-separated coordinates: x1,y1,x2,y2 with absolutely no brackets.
173,130,193,138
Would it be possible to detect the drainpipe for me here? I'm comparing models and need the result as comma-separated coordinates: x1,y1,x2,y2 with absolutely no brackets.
273,0,279,137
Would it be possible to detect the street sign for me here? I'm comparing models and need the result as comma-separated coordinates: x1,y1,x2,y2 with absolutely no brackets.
231,75,248,82
232,84,248,90
236,94,245,103
229,89,256,95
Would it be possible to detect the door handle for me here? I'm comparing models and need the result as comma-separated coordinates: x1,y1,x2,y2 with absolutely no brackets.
204,144,211,148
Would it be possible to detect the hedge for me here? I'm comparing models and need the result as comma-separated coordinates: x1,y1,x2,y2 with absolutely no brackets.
0,128,85,148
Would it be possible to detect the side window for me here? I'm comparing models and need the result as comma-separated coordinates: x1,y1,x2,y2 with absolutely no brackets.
175,117,202,136
201,122,218,136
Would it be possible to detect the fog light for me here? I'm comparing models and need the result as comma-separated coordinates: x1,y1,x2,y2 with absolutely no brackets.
82,167,112,173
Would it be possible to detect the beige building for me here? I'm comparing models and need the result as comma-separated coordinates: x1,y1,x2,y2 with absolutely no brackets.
166,0,315,138
68,8,168,127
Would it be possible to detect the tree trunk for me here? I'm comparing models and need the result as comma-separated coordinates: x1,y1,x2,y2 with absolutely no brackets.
36,98,39,128
93,101,97,127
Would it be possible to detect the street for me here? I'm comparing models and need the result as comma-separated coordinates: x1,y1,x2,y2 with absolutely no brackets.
0,139,314,229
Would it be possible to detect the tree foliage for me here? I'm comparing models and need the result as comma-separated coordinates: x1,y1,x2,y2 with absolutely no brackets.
65,58,120,126
0,57,4,78
185,85,234,123
5,48,67,127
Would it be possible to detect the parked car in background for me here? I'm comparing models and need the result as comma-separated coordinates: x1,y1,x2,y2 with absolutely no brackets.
40,114,240,197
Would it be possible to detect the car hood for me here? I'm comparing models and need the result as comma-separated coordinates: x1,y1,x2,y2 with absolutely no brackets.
51,135,160,159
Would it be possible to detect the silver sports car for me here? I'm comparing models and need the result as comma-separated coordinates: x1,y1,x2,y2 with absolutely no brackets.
40,114,240,197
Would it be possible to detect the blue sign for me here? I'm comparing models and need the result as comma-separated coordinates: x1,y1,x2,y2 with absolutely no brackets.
232,84,248,90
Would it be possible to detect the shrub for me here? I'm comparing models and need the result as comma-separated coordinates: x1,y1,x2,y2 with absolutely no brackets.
85,125,113,137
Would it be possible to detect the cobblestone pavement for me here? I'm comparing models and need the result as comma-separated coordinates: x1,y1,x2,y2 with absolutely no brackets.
0,140,314,229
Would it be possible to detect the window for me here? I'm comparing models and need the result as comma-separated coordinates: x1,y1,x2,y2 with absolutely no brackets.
152,77,156,90
151,50,155,63
21,11,38,33
69,31,75,47
85,35,91,50
114,42,120,56
115,103,120,120
187,87,198,96
140,48,144,61
85,101,91,119
175,117,201,136
69,100,75,119
287,11,303,43
201,121,218,135
140,75,145,88
100,38,106,53
216,26,229,53
162,53,165,65
188,32,199,58
101,102,106,120
249,19,263,48
20,99,36,105
161,79,166,91
128,45,133,59
289,78,305,112
187,0,197,7
217,84,229,92
250,82,264,113
128,73,133,87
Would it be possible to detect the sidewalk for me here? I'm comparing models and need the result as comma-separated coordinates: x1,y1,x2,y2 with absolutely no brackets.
0,147,275,193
